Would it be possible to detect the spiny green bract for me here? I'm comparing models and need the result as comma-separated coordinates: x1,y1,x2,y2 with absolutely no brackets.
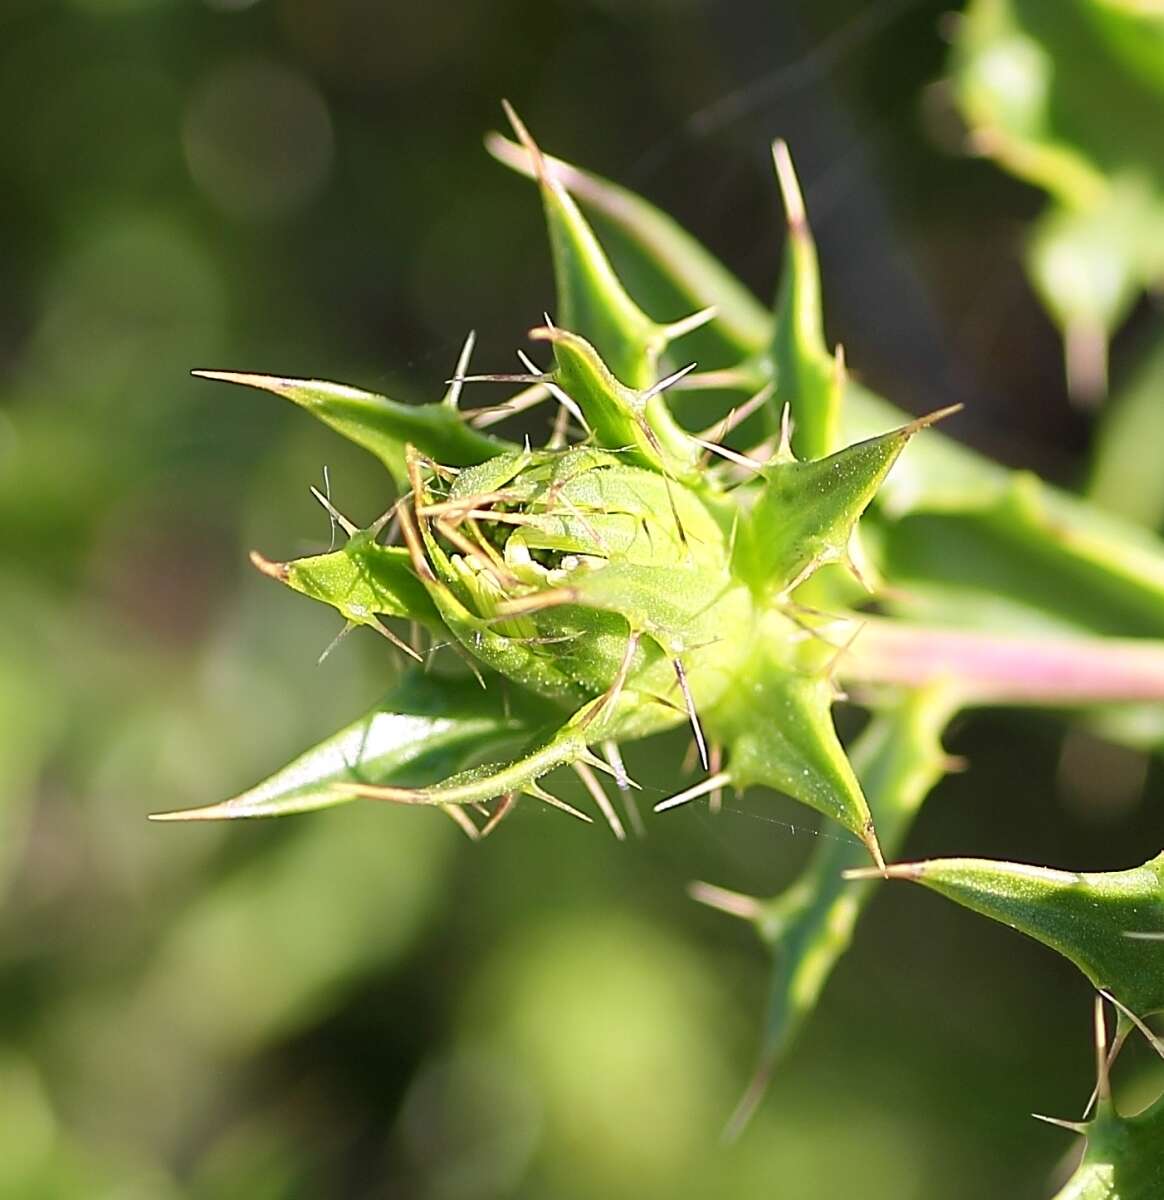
153,107,944,870
153,103,1164,1177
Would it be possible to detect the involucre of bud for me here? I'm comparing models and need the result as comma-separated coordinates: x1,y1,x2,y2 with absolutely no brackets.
408,444,748,716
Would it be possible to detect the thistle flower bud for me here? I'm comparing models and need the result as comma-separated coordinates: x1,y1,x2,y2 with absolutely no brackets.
155,102,1164,1156
407,444,743,713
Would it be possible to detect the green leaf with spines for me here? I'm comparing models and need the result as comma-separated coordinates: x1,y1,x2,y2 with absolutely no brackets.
516,130,1164,638
193,370,510,488
332,684,662,815
500,104,663,391
251,537,439,633
738,412,951,596
531,326,701,480
149,671,541,821
486,131,770,363
497,104,715,394
1052,1093,1164,1200
870,849,1164,1019
766,140,841,461
708,613,883,866
696,686,956,1131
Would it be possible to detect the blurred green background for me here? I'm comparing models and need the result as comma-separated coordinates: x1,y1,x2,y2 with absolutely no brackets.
2,1,1162,1197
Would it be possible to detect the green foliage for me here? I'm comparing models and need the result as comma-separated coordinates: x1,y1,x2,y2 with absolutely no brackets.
868,850,1164,1019
164,102,1164,1192
1089,339,1164,529
150,671,540,822
194,368,507,488
949,0,1164,397
693,683,957,1132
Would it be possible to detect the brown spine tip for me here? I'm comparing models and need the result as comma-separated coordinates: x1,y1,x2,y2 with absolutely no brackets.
1031,1112,1088,1135
901,403,964,437
192,369,295,397
1093,995,1112,1104
862,819,886,874
771,140,808,236
333,781,427,804
494,588,577,617
148,801,248,822
500,100,549,185
249,549,289,581
687,881,764,922
396,503,437,582
722,1056,775,1143
842,860,926,883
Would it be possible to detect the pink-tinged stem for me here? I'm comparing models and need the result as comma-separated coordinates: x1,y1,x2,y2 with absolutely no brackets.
841,618,1164,706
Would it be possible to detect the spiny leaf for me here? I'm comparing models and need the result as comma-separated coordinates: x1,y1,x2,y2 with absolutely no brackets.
767,140,839,461
149,671,539,821
696,686,956,1134
739,409,957,595
485,130,770,363
250,537,439,634
192,371,509,488
866,849,1164,1018
333,690,640,811
498,126,1164,625
1052,1092,1164,1200
531,326,700,479
721,638,883,866
496,105,715,390
501,103,662,389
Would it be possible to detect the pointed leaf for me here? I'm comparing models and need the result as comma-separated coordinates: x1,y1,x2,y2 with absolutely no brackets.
334,691,638,810
502,111,660,389
149,671,539,821
482,130,1164,623
697,687,956,1130
878,849,1164,1017
739,412,952,594
753,688,955,1064
767,141,839,461
497,107,712,390
726,662,881,864
1052,1094,1164,1200
194,371,509,487
253,537,440,632
486,131,770,363
532,326,699,478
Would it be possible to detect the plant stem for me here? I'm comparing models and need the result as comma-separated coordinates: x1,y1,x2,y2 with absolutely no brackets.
839,617,1164,707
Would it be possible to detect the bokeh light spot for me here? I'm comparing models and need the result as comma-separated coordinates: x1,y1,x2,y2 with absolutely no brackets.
183,58,334,221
